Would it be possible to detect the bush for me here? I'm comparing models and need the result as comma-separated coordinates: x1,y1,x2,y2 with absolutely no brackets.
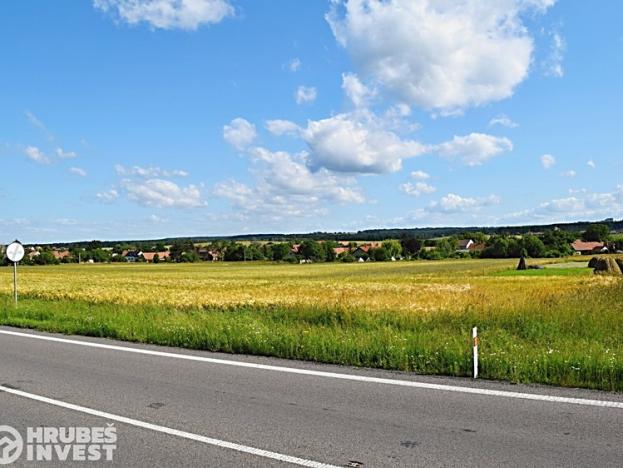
371,247,388,262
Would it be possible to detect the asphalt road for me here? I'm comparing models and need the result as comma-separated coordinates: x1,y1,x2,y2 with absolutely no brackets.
0,326,622,467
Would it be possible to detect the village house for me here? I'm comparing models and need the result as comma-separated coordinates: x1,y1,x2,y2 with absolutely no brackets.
142,251,170,263
332,246,350,256
351,242,381,259
570,240,609,255
456,239,475,252
124,250,143,262
456,239,485,254
197,248,222,261
52,250,71,261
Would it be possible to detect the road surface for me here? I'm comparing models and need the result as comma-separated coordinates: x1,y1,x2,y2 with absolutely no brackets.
0,326,622,467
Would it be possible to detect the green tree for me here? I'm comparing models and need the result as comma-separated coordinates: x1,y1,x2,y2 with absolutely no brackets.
582,224,610,242
382,240,402,259
271,243,291,261
400,237,423,257
33,250,60,265
224,243,245,261
371,247,388,261
323,240,338,262
541,230,574,257
518,235,546,258
299,240,324,262
170,239,196,262
482,236,511,258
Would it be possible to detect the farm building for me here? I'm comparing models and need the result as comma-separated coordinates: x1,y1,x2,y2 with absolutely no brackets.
570,240,609,255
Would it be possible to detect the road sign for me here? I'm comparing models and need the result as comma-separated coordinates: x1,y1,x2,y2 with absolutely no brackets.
6,241,25,263
6,240,24,305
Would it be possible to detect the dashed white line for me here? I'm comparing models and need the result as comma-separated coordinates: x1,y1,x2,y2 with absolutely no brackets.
0,384,339,468
1,328,622,409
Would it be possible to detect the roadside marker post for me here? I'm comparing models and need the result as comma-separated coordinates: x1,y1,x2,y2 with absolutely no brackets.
472,327,479,379
6,240,25,305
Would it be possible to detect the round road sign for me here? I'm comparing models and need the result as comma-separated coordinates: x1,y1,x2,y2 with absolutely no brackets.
6,241,25,263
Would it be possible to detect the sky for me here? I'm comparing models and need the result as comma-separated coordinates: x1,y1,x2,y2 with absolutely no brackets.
1,0,622,243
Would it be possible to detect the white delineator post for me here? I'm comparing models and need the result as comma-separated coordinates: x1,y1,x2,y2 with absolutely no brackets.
472,327,479,379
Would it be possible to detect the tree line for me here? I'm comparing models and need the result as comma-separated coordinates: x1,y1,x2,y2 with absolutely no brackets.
6,224,621,266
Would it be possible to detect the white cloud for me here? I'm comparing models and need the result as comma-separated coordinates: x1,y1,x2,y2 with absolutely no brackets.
288,57,301,72
488,114,519,128
69,167,87,177
436,133,513,166
56,147,78,159
93,0,234,30
539,186,623,217
433,193,501,213
25,111,54,141
302,113,428,173
214,146,364,220
497,186,623,224
265,119,301,136
561,169,576,178
114,164,188,177
223,118,257,151
149,214,166,223
410,170,430,180
342,72,375,108
540,153,556,169
587,160,596,169
400,182,436,197
24,146,50,164
295,86,317,104
544,31,565,78
327,0,556,113
96,189,119,203
123,178,205,208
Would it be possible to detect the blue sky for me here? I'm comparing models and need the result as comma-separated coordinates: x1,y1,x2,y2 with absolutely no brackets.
1,0,622,243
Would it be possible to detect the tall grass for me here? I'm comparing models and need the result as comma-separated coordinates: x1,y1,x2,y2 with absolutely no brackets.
1,272,621,391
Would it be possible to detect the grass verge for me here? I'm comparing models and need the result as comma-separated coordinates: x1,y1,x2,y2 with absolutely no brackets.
1,279,622,392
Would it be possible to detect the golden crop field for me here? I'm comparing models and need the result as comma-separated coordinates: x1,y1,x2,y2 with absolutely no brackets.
0,258,604,313
0,259,621,391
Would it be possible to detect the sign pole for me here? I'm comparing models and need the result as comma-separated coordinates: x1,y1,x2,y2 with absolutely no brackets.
13,261,17,305
6,240,25,305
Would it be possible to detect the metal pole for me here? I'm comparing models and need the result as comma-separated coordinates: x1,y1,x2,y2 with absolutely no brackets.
13,261,18,305
472,326,479,379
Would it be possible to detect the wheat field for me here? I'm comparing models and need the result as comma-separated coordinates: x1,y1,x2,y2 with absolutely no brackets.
0,259,621,390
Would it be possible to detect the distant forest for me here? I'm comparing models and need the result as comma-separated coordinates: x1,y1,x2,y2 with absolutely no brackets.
42,218,623,249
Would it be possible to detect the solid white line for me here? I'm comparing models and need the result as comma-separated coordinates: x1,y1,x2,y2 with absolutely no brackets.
1,329,622,409
0,384,339,468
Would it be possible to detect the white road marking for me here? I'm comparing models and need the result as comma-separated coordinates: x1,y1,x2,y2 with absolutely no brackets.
1,328,622,409
0,384,339,468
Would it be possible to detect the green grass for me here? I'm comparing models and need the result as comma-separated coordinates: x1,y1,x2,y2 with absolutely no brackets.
1,270,622,391
494,268,592,277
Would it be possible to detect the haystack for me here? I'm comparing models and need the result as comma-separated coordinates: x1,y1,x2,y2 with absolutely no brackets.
516,256,527,271
593,257,623,275
616,257,623,272
588,256,600,269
